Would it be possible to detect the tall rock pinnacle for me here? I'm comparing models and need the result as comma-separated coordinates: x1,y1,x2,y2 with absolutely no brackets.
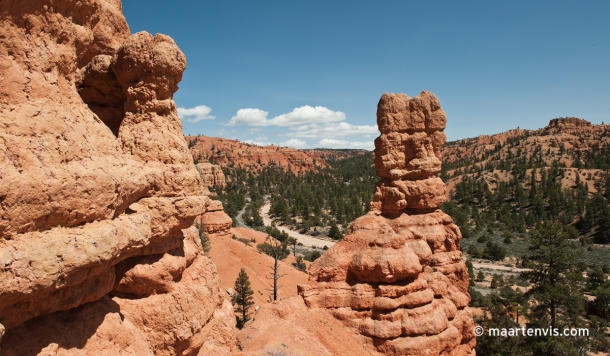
298,92,475,356
371,91,447,213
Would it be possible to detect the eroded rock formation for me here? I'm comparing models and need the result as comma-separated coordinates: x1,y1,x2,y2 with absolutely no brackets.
298,92,475,356
187,136,329,173
197,200,233,237
547,117,592,129
0,0,234,354
197,162,227,188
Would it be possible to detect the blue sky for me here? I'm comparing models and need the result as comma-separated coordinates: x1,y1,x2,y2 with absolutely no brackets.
123,1,610,150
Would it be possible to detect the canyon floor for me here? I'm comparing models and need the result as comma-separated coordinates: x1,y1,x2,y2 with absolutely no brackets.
260,201,336,249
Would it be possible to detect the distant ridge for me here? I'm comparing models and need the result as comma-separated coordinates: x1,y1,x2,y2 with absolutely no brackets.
185,135,367,173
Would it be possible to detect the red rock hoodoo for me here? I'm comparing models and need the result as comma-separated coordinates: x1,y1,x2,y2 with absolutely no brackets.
0,1,234,354
197,200,233,237
298,92,475,356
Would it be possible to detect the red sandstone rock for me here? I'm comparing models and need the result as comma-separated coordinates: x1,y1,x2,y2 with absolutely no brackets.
196,199,233,236
199,210,233,236
197,162,227,188
547,117,592,128
374,92,445,181
236,297,375,356
298,92,475,356
0,0,234,354
441,118,609,202
187,136,332,173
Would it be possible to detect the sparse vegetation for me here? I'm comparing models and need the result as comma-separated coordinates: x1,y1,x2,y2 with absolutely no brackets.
259,236,287,301
304,250,322,262
196,223,211,254
232,268,254,328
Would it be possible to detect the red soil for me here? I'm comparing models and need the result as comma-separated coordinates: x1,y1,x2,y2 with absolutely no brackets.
208,228,309,307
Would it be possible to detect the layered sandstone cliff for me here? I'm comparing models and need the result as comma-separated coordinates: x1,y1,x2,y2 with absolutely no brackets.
197,162,227,188
547,117,592,129
0,1,234,354
298,92,475,355
197,200,232,237
187,136,328,173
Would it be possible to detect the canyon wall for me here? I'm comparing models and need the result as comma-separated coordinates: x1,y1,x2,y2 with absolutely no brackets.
187,136,328,173
298,92,475,356
0,1,234,354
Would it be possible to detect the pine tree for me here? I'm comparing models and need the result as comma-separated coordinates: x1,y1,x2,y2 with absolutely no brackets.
232,268,254,328
196,223,211,254
329,221,343,240
466,259,476,286
268,236,287,301
521,221,587,354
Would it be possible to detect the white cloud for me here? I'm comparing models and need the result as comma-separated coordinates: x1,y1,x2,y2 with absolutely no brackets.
225,105,377,149
316,139,374,150
287,122,378,139
280,139,309,148
267,106,345,126
177,105,216,123
244,136,271,146
226,106,345,127
226,108,269,126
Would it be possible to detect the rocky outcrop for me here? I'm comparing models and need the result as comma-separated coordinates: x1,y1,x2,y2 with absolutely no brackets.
187,136,328,173
197,200,233,237
235,296,375,356
547,117,592,129
298,92,475,356
0,0,234,354
197,162,227,188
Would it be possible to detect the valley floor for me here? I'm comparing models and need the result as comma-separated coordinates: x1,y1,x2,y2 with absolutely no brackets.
259,201,336,249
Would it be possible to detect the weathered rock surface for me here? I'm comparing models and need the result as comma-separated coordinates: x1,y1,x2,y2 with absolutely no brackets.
547,117,592,129
0,0,234,354
197,199,233,237
298,92,475,356
441,118,610,203
197,162,227,188
236,296,376,356
187,136,331,173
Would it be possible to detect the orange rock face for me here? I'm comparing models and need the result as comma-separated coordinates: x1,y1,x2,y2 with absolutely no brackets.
299,92,475,356
197,162,227,188
197,200,233,236
0,0,234,354
187,136,329,173
547,117,592,129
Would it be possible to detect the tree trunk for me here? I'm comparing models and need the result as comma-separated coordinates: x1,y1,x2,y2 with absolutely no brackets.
273,257,278,301
550,299,556,329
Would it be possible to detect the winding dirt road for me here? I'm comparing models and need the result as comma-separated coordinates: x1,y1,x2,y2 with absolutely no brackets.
260,202,336,249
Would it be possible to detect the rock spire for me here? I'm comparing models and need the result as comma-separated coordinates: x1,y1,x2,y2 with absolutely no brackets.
298,91,475,356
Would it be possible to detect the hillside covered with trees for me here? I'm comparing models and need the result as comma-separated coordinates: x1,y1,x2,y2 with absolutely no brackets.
200,117,610,355
211,151,375,237
441,118,610,354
